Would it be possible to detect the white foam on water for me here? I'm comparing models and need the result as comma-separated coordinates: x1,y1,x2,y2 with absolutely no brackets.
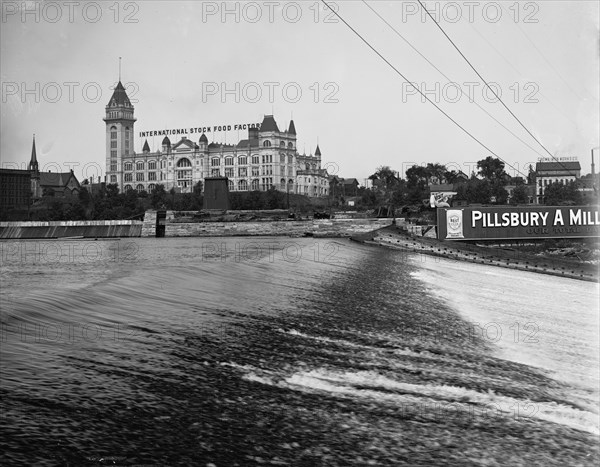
409,255,600,430
280,328,367,349
283,368,600,435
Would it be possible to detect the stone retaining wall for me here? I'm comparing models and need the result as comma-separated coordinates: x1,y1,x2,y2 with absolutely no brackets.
157,218,392,238
372,229,598,282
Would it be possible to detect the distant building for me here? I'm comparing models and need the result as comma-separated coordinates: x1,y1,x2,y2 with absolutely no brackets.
329,176,359,197
104,80,328,197
535,159,581,204
39,170,81,198
0,136,40,211
0,168,33,210
0,135,81,213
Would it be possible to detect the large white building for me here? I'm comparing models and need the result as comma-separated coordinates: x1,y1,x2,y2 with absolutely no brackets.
104,81,329,197
535,158,581,204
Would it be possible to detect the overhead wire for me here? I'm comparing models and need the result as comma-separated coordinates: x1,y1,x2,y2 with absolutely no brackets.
416,0,579,178
469,23,579,128
499,2,598,105
319,0,529,179
361,0,550,163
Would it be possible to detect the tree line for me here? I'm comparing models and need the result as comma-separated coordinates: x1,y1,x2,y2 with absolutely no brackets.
360,157,592,210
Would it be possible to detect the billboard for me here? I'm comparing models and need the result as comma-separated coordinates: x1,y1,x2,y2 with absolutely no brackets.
437,206,600,241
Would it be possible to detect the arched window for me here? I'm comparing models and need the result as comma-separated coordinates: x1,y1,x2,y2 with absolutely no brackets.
280,141,285,147
225,156,234,166
124,162,133,171
263,140,271,147
280,154,286,163
228,180,234,191
148,161,156,170
251,179,259,190
288,142,293,149
110,126,117,140
288,155,293,164
124,184,132,191
211,158,220,167
252,155,259,164
238,156,247,165
176,158,193,189
148,184,156,192
280,178,286,189
136,184,144,192
238,180,248,191
136,161,144,171
124,173,133,182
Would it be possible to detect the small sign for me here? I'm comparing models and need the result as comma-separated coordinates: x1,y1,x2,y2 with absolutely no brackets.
446,209,464,239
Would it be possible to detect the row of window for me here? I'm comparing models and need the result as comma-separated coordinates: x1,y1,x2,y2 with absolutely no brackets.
263,140,294,148
124,173,158,182
538,178,574,187
121,181,329,196
114,155,317,172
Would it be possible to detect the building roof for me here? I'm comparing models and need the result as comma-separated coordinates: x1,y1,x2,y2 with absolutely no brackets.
429,183,455,192
342,178,359,186
208,142,234,149
315,145,321,156
107,81,132,107
172,137,196,150
288,120,296,135
535,161,581,172
40,171,79,188
162,136,171,146
260,115,279,132
142,140,150,152
199,133,208,143
236,139,259,148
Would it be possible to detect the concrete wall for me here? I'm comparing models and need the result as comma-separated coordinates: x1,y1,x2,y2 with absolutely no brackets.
141,211,157,238
0,220,143,239
141,217,392,238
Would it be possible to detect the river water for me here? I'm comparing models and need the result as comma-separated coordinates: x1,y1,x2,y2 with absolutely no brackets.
1,237,598,466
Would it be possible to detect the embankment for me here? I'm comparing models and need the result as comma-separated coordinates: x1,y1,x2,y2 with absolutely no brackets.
0,220,143,239
358,225,599,282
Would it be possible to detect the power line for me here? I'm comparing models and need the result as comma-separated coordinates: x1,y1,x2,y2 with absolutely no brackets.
361,1,549,162
416,0,578,178
499,2,598,105
469,23,579,128
319,0,528,179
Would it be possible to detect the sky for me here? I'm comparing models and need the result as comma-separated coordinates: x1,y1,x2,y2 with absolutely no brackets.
1,0,599,185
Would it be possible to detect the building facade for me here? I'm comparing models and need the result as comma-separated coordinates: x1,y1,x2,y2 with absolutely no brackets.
104,81,329,197
535,159,581,204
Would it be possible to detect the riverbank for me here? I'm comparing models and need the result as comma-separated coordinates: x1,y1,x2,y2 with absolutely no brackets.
354,225,599,282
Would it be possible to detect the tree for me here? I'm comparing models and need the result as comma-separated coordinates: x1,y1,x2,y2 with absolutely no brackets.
150,184,168,209
490,180,509,204
544,181,582,205
405,165,430,189
370,166,399,190
477,157,507,181
425,163,447,184
510,184,530,205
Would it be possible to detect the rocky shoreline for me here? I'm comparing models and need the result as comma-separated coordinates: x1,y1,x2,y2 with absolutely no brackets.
353,225,599,283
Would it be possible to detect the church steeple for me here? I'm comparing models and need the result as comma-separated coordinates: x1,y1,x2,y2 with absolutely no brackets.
28,134,39,174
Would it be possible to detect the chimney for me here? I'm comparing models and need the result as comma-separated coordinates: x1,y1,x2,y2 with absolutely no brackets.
248,127,259,140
